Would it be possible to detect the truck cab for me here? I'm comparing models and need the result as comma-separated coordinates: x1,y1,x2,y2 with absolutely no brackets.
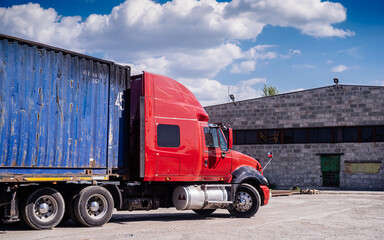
130,72,270,213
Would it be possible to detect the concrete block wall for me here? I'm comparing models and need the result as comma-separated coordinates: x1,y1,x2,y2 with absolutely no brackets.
234,143,384,190
205,85,384,190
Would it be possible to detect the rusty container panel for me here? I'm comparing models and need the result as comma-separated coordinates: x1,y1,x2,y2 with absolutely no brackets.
0,35,129,175
108,65,130,172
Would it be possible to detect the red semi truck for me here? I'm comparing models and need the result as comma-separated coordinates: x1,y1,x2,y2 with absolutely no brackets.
0,34,270,230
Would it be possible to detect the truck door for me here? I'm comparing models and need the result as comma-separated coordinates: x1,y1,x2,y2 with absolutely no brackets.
202,126,231,177
154,120,198,178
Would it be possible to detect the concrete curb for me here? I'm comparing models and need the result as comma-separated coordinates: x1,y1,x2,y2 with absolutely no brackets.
271,190,384,196
319,190,384,195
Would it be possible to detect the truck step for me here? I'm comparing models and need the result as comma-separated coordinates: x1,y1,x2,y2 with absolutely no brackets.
207,201,233,204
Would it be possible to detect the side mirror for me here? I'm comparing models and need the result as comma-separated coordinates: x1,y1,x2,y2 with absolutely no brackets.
263,152,273,170
228,128,233,149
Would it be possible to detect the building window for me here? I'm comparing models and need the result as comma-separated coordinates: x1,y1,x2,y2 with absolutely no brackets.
309,128,333,143
294,129,306,143
157,124,180,148
362,127,374,142
270,130,281,144
284,129,294,143
260,130,280,144
343,127,358,143
334,128,343,143
345,162,381,174
308,128,319,143
376,126,384,142
233,125,384,145
318,128,332,143
245,130,258,144
235,130,245,145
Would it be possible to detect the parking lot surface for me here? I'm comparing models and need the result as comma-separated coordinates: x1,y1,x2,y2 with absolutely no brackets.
1,191,383,240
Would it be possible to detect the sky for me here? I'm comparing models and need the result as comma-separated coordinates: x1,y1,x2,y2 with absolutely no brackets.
0,0,383,106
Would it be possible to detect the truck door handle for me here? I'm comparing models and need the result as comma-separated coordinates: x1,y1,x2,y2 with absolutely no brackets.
221,152,226,158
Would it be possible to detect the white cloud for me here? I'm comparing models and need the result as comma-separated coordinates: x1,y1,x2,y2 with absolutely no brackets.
285,88,305,93
179,77,265,106
127,56,170,76
280,49,301,59
128,42,243,78
0,3,83,50
0,0,355,105
332,64,349,73
230,60,256,73
290,49,301,55
230,45,301,73
244,45,279,59
167,43,242,78
0,0,354,58
224,0,355,38
240,77,267,86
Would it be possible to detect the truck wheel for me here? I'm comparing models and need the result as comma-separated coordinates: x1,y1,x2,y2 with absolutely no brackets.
67,188,83,226
20,187,65,230
73,186,114,227
228,184,260,218
193,209,216,216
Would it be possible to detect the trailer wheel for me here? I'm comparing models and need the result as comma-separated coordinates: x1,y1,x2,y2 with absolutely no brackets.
65,187,84,226
228,183,260,218
192,209,216,216
21,187,65,230
73,186,114,227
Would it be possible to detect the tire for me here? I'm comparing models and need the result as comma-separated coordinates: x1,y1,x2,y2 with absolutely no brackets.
193,209,216,216
228,183,260,218
60,187,83,226
20,187,65,230
72,186,114,227
0,206,4,225
59,213,71,225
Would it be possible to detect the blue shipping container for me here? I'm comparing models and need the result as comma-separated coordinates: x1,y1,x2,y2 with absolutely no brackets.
0,35,129,177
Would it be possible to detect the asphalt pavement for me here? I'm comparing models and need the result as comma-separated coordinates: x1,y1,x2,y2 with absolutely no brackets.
1,191,383,240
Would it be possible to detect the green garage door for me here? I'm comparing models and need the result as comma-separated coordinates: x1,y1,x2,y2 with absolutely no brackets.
321,155,340,187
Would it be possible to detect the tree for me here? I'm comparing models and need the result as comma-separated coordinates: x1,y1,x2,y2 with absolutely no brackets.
262,84,279,97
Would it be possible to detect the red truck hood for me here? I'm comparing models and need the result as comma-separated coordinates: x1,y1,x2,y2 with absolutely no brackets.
231,150,263,174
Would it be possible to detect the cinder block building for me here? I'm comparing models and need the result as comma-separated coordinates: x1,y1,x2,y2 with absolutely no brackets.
205,85,384,190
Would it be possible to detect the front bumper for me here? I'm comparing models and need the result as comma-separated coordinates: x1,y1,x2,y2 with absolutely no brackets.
260,185,271,205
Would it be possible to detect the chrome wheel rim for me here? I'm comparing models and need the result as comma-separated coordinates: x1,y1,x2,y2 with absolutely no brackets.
233,191,253,212
34,196,58,222
86,194,108,219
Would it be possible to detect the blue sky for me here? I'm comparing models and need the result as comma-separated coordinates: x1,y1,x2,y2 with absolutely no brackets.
1,0,383,106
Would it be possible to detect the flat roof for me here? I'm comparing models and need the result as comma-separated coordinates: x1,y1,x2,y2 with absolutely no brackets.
204,84,384,108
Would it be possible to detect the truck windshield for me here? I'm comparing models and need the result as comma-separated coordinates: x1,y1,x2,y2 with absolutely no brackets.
218,129,228,152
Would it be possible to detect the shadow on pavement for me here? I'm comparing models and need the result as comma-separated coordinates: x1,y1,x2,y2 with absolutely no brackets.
109,212,231,223
0,212,232,231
